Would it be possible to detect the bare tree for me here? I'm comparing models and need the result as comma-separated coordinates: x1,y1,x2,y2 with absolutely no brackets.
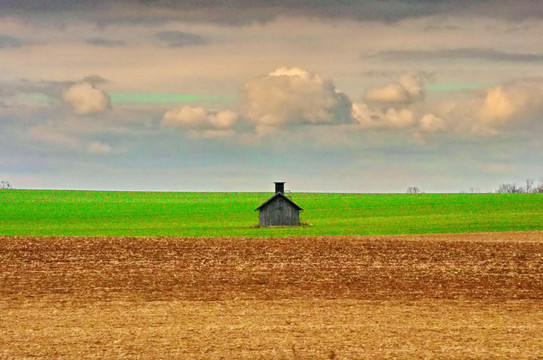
536,178,543,193
0,180,13,189
406,186,424,194
496,183,522,193
495,178,543,194
525,179,535,194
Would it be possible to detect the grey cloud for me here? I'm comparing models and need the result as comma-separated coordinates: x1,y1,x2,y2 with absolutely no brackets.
155,31,206,47
0,0,104,12
0,34,24,48
85,37,126,47
82,75,110,85
106,0,543,22
365,48,543,63
0,80,65,101
423,24,461,31
2,1,543,25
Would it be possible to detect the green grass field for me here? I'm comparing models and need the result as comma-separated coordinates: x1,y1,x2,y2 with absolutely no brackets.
0,189,542,237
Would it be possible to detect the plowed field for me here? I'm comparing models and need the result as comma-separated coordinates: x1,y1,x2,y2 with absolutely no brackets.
1,232,542,359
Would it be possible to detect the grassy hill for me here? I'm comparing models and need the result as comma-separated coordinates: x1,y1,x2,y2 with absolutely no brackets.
1,189,542,237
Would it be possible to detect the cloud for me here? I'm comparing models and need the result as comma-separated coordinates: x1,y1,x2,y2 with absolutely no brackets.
477,82,543,123
88,141,112,154
352,103,415,130
365,48,543,63
0,34,24,48
85,38,126,47
62,82,111,115
27,124,78,148
352,72,424,130
413,113,448,142
350,76,543,140
418,113,447,133
3,1,543,24
468,81,543,135
363,73,425,104
427,79,543,137
243,67,352,132
155,31,206,47
160,67,352,138
81,75,110,85
354,73,543,138
157,69,543,142
162,105,238,138
28,123,115,153
477,87,517,123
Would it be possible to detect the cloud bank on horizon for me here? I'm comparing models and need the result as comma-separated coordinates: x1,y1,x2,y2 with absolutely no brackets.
0,0,542,192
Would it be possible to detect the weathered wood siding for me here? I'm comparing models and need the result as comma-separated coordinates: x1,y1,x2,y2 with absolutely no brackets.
259,196,300,226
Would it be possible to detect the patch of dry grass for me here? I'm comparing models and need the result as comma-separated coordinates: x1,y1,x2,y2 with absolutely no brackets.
1,232,542,358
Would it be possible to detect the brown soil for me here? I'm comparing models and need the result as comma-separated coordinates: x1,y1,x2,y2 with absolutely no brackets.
1,232,542,359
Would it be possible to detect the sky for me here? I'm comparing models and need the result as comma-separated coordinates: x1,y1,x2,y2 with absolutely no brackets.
1,0,542,193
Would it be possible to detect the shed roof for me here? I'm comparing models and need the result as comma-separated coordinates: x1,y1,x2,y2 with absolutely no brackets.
255,192,303,211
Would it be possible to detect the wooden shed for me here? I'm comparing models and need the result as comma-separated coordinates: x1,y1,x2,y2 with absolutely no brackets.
256,182,303,227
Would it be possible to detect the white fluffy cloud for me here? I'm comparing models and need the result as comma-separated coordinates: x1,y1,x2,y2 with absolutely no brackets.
354,76,543,139
478,87,517,123
162,67,352,138
160,69,543,141
243,67,352,130
477,82,543,124
364,73,425,104
62,82,111,116
352,73,432,134
432,80,543,136
418,113,447,133
162,105,238,138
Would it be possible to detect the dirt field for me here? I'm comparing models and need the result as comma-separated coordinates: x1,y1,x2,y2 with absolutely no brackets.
1,232,542,359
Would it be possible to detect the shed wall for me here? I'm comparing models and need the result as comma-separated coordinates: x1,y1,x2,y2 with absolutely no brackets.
259,197,300,226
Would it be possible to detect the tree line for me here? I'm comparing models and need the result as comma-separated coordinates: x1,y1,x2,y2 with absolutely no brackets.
495,179,543,194
2,178,542,194
407,178,543,194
